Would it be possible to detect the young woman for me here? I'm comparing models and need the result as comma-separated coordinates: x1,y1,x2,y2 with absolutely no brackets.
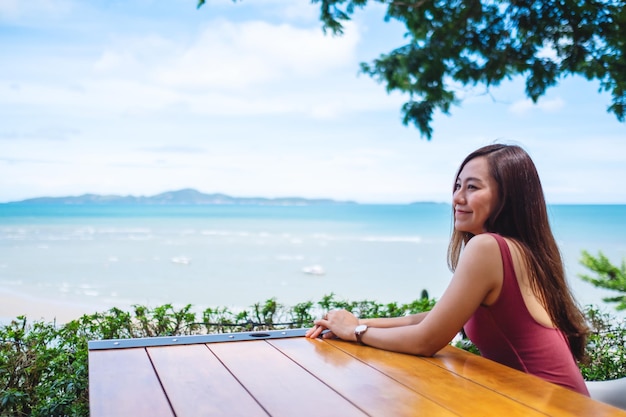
305,144,590,395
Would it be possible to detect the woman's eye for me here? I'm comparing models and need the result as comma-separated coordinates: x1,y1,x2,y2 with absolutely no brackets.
454,183,461,190
467,184,477,190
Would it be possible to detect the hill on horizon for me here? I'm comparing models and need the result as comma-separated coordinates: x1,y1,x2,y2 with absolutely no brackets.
8,188,358,206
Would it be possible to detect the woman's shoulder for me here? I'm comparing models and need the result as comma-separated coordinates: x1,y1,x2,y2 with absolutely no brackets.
460,233,503,269
454,233,504,302
467,232,519,254
466,233,502,251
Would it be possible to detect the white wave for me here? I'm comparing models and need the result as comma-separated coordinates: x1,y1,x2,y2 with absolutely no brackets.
360,236,423,243
72,227,96,235
311,233,334,239
201,230,231,236
302,265,325,276
275,254,305,261
94,227,153,235
171,256,191,265
127,234,153,241
201,230,254,237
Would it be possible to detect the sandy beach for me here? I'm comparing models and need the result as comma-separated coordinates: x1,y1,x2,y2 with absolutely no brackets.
0,288,126,324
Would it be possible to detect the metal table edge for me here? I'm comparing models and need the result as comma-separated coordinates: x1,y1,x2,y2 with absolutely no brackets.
88,328,310,350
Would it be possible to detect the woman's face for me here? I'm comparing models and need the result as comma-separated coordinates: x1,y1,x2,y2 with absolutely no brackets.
453,156,499,235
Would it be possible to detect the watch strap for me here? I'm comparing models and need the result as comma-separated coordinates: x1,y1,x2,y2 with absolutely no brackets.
355,324,368,345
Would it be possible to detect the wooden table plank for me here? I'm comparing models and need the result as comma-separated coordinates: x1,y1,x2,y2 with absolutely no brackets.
88,335,626,417
88,348,174,417
208,340,367,417
425,345,626,417
324,339,547,417
147,344,268,417
269,337,458,417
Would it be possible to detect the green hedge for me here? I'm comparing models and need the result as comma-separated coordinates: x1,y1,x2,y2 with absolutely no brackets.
582,306,626,381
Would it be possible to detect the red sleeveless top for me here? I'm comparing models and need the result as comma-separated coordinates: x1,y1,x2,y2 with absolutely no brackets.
463,233,589,396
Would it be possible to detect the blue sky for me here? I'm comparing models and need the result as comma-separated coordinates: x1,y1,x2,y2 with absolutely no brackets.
1,0,625,204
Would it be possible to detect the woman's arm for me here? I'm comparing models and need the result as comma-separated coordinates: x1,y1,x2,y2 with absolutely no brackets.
306,234,503,356
305,303,429,339
360,312,429,328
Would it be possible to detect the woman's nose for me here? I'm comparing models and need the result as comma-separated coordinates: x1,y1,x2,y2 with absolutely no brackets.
453,189,465,205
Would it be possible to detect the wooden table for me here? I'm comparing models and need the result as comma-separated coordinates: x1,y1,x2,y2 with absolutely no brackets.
88,329,626,417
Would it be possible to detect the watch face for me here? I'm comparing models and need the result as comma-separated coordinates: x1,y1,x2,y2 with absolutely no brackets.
355,324,367,333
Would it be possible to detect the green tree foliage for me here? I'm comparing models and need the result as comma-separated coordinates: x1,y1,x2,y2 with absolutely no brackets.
579,250,626,311
198,0,626,139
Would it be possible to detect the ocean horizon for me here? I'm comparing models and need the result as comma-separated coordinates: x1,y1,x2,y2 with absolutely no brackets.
1,203,625,322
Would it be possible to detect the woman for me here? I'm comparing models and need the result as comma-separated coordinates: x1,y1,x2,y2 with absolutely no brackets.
305,144,590,395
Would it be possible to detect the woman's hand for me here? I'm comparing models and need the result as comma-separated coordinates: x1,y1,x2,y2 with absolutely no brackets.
304,309,359,341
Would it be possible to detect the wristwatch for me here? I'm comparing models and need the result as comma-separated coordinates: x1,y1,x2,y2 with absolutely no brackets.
354,324,368,345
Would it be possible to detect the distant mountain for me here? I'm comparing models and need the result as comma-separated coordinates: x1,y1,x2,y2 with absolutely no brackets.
11,188,357,206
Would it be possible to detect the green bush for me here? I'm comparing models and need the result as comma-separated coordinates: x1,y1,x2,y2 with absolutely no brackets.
0,293,436,417
581,306,626,381
0,317,89,417
577,251,626,381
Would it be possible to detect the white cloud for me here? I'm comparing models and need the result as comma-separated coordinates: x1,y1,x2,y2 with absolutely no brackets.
2,16,391,121
93,34,178,76
0,0,20,18
201,0,321,23
153,20,360,89
509,96,565,116
8,13,365,116
0,0,73,21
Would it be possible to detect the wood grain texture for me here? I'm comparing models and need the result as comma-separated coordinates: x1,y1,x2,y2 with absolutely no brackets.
425,345,626,417
208,340,366,417
270,337,458,417
147,344,268,417
325,339,548,417
88,348,174,417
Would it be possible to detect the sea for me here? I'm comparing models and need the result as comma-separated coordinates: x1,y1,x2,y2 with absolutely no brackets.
0,203,625,319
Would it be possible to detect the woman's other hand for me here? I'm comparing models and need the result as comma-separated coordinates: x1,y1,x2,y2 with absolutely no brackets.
304,309,359,341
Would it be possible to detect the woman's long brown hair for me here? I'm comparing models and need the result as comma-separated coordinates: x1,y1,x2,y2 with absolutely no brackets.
447,144,588,362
